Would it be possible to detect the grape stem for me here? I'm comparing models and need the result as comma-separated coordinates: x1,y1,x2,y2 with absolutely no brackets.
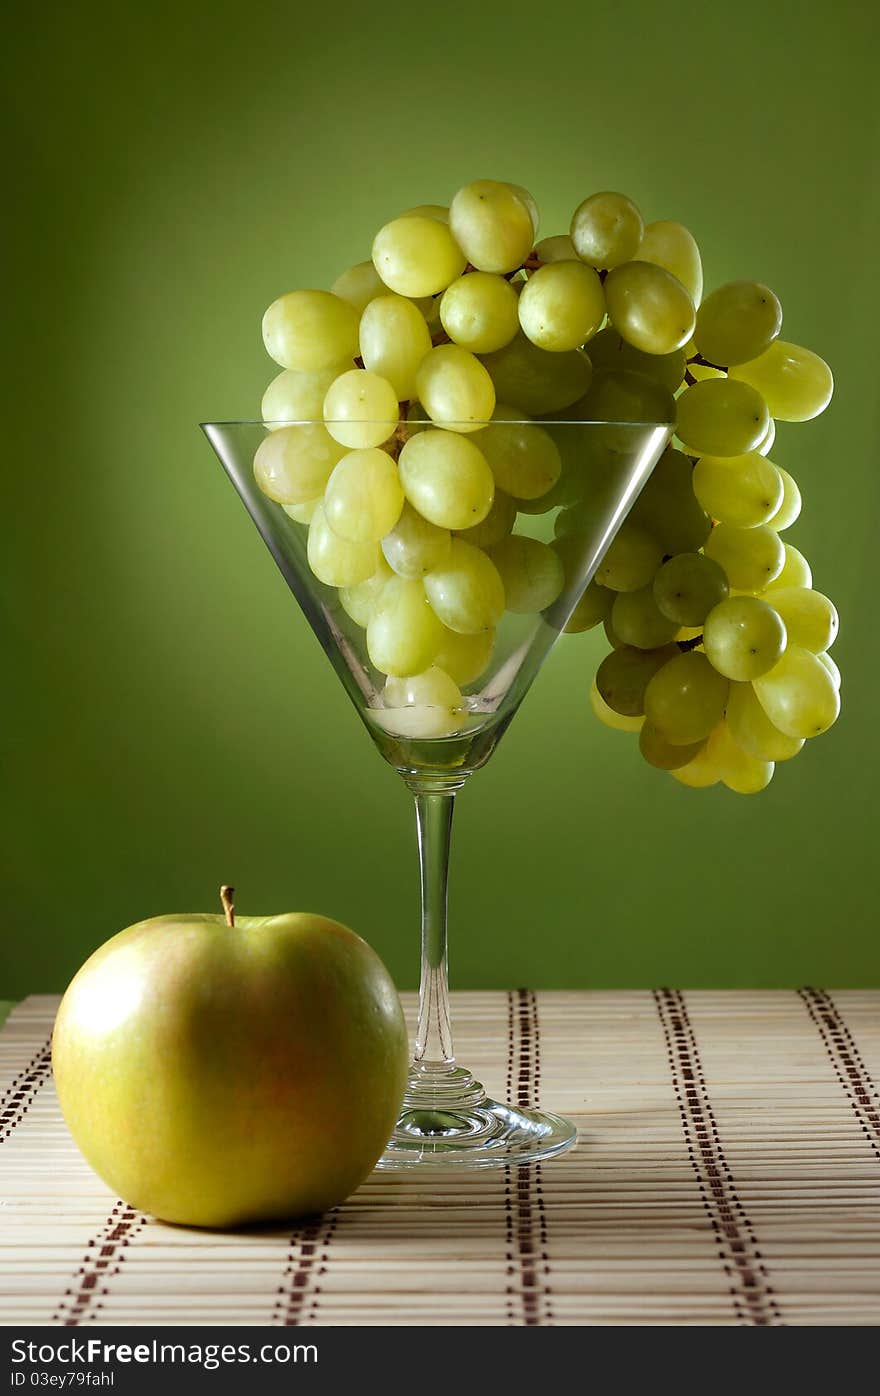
687,351,728,372
220,885,235,927
676,634,704,653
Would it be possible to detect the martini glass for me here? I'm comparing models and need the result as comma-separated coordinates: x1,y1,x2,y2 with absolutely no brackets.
202,417,671,1167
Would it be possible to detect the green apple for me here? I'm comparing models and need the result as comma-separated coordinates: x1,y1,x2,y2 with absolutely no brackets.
52,894,409,1227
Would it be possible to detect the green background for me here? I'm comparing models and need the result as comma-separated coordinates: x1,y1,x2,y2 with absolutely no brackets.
3,0,878,1000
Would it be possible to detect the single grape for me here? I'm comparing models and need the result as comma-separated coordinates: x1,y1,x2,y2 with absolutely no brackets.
535,234,577,262
398,429,495,531
766,467,802,531
323,448,404,544
439,272,520,354
704,523,785,591
694,281,782,367
339,556,394,628
611,586,680,649
692,452,784,528
596,644,679,716
595,521,663,592
582,370,677,445
489,535,565,613
381,502,451,579
253,423,345,504
323,369,400,449
282,498,321,525
725,681,804,761
479,334,592,414
367,576,443,677
629,448,712,554
506,183,540,237
730,341,833,421
589,680,644,732
449,180,535,274
474,408,562,500
637,220,703,305
378,666,466,739
372,216,467,297
563,579,614,634
644,651,729,744
518,261,605,352
585,326,686,393
676,378,770,456
702,596,787,680
416,344,496,431
763,543,813,591
752,645,840,738
604,261,696,355
640,722,706,771
424,538,505,634
816,652,841,689
570,192,644,269
434,626,495,686
670,741,722,788
262,290,360,372
653,552,729,626
331,261,387,314
307,505,379,588
262,363,351,429
766,587,838,652
456,489,516,548
603,615,624,649
359,294,432,401
706,720,775,793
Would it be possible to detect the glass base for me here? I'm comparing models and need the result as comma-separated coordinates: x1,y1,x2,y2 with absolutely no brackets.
375,1063,578,1169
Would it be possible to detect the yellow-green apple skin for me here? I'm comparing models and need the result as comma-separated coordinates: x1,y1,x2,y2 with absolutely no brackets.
51,912,409,1227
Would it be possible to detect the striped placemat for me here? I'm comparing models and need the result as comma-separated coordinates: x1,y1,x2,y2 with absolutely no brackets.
1,990,879,1326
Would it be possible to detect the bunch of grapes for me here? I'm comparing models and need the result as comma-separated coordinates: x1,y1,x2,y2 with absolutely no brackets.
254,180,840,791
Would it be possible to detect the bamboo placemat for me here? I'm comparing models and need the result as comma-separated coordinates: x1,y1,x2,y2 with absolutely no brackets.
1,990,879,1327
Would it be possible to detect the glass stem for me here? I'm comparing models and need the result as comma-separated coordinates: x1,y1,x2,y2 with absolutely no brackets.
411,785,459,1068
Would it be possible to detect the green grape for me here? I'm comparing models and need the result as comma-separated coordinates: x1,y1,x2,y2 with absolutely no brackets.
652,552,729,625
439,272,520,354
489,535,564,613
644,651,729,744
763,543,812,591
563,579,614,634
479,333,592,414
262,363,351,428
449,179,535,274
323,369,400,449
752,645,840,738
253,423,345,504
603,615,624,649
730,341,833,421
474,408,562,499
702,596,787,680
596,644,679,716
506,183,540,238
640,722,706,771
434,626,495,686
816,652,841,689
307,505,379,587
262,290,360,372
359,294,432,401
692,452,784,527
604,261,695,356
585,326,686,393
282,498,320,525
725,681,804,761
706,720,775,794
581,371,677,457
766,587,838,652
416,344,496,431
676,379,770,456
381,502,451,579
637,220,703,305
766,467,802,530
423,538,505,634
570,192,644,269
756,416,776,457
331,261,387,314
378,666,466,739
704,523,785,591
535,234,577,262
323,448,404,544
398,429,494,530
629,448,712,554
367,576,443,677
339,556,394,627
589,679,645,732
517,261,605,352
694,281,783,367
399,204,449,222
595,521,663,592
611,586,680,649
456,489,516,548
372,215,467,297
670,740,722,787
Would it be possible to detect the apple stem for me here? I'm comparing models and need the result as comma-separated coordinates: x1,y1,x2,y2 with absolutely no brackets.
220,885,235,927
